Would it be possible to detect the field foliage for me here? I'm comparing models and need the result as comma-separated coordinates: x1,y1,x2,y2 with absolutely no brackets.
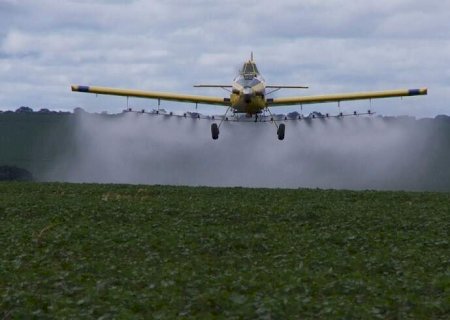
0,183,449,318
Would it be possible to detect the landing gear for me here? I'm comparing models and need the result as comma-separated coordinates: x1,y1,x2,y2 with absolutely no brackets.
265,107,286,141
211,107,232,140
277,123,285,140
211,123,219,140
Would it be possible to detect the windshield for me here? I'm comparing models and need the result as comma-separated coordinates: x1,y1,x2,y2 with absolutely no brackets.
240,62,260,78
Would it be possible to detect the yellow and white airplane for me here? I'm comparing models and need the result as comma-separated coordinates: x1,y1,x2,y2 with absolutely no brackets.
72,54,427,140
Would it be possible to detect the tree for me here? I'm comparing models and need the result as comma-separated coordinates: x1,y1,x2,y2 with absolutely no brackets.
15,106,34,113
0,166,34,181
73,107,86,115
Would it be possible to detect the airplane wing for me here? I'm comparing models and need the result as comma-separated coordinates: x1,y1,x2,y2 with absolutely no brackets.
71,85,231,106
267,88,428,106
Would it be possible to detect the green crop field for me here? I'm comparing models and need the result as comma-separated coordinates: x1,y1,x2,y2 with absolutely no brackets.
0,182,449,319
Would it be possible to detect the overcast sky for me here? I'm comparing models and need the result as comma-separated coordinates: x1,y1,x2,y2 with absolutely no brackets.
0,0,449,117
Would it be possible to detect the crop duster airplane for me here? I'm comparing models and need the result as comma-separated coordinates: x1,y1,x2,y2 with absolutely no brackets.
72,54,427,140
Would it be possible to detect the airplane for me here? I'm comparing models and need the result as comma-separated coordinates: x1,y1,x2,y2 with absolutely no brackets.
71,53,427,140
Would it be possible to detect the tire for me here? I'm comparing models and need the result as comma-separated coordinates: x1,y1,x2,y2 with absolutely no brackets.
277,123,285,140
211,123,219,140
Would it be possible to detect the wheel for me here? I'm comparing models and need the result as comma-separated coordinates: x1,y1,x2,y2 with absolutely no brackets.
277,123,285,140
211,123,219,140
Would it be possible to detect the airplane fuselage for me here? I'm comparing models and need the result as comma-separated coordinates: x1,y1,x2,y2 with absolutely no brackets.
230,74,266,114
229,60,267,114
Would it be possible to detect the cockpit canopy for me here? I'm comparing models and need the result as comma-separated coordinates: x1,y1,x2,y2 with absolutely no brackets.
240,61,260,80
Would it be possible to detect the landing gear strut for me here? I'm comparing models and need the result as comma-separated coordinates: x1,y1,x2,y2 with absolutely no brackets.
211,107,232,140
265,107,286,141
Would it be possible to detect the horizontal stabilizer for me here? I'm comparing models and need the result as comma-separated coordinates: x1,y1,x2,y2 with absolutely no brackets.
193,85,233,88
266,85,309,89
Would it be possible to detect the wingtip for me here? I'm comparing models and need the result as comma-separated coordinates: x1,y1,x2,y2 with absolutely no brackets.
71,85,90,92
408,88,428,96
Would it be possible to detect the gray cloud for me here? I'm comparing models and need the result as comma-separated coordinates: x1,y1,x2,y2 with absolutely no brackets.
0,0,448,117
